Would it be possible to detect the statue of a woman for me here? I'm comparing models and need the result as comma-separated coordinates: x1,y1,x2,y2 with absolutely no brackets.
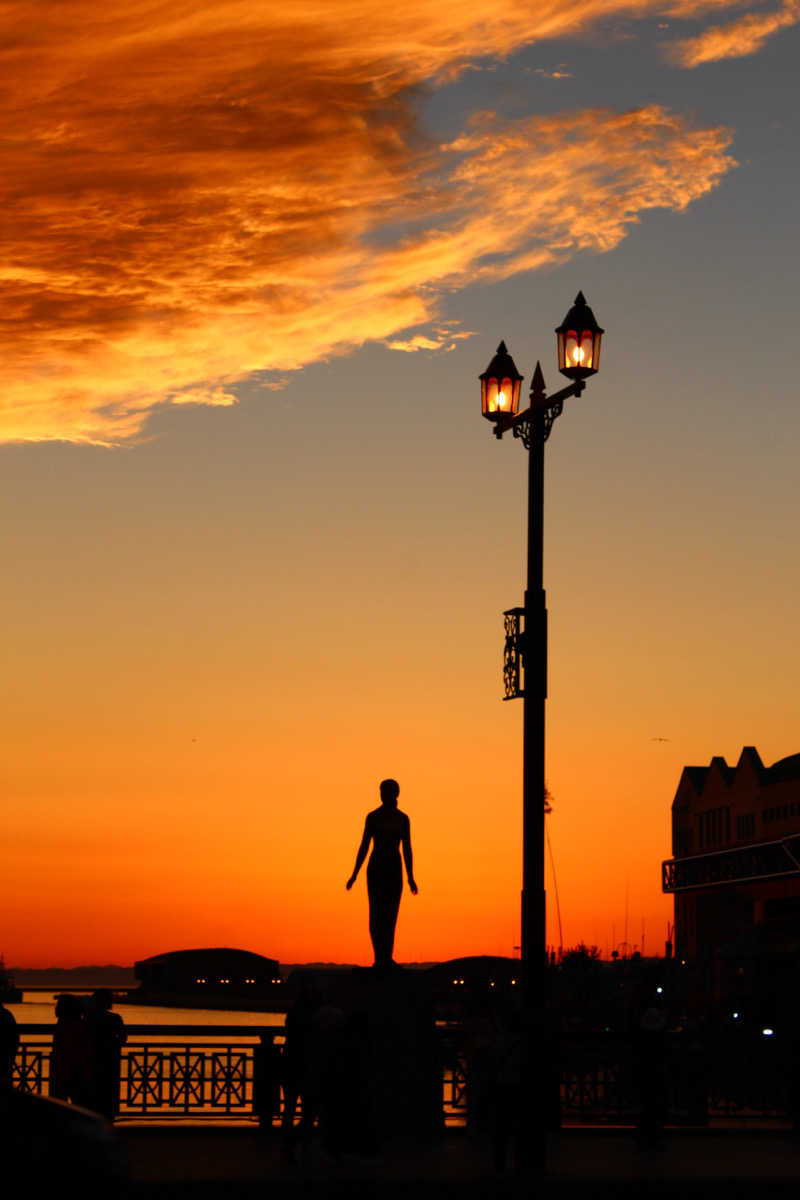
346,779,418,969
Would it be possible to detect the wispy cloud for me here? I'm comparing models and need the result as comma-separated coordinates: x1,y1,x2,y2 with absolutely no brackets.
386,326,476,353
532,66,574,78
0,1,745,444
668,0,800,65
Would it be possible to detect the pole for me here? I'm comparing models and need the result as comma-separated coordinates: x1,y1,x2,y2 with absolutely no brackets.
521,372,547,1167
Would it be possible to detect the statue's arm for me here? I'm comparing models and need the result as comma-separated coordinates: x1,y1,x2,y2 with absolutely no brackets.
402,815,418,894
346,817,372,889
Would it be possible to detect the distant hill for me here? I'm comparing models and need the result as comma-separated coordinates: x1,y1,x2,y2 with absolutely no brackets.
11,965,137,988
12,960,444,987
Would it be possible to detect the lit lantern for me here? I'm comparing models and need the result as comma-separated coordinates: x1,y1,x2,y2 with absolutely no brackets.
479,341,523,422
555,292,603,381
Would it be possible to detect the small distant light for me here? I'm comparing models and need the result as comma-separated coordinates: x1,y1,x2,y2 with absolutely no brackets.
680,960,686,966
732,1012,740,1020
490,981,495,988
762,1028,774,1037
511,979,517,986
656,987,663,995
452,978,458,985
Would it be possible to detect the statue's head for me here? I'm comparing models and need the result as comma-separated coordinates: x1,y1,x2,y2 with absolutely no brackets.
379,778,400,807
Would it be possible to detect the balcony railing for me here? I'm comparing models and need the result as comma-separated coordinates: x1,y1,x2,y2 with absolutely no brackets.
13,1025,793,1125
663,836,800,892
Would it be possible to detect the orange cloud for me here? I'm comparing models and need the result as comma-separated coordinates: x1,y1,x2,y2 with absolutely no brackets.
0,1,741,445
668,0,800,64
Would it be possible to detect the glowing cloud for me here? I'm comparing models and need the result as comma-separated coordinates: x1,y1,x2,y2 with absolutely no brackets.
0,1,747,444
669,0,800,64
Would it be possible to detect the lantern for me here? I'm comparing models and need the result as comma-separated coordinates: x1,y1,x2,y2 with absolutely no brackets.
480,341,523,422
555,292,603,381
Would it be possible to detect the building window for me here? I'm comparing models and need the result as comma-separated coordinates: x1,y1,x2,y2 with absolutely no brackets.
736,813,755,840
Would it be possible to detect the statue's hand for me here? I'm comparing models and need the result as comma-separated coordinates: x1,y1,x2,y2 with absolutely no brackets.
346,876,355,890
409,878,418,895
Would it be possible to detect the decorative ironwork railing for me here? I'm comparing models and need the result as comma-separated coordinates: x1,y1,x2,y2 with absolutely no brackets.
13,1025,793,1125
14,1025,279,1121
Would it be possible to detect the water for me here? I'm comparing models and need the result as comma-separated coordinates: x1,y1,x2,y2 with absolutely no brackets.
10,990,286,1122
9,991,285,1031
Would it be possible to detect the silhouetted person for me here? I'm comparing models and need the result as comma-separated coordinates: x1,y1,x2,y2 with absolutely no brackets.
253,1032,282,1132
280,977,321,1163
0,1000,18,1088
346,778,417,970
85,989,127,1120
50,993,93,1106
490,1011,524,1173
300,1001,347,1163
633,1004,668,1149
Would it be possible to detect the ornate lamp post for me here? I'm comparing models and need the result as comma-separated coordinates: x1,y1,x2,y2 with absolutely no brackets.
480,291,603,1166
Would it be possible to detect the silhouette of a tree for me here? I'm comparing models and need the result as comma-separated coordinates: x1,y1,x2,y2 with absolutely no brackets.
560,942,602,970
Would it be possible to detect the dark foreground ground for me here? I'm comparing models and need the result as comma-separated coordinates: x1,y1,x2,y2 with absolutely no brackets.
116,1125,800,1199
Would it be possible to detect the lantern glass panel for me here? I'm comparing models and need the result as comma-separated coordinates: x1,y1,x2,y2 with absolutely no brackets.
496,376,516,414
556,331,566,373
482,374,521,417
592,330,602,371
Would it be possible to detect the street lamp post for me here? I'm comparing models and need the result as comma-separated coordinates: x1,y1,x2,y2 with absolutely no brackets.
480,292,603,1166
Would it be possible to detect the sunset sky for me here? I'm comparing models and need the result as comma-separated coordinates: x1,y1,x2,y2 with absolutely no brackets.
2,0,799,968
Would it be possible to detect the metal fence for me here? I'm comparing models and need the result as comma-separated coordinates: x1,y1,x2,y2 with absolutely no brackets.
13,1024,794,1125
15,1024,276,1120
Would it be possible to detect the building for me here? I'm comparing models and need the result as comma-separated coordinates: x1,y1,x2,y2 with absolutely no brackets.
662,747,800,1022
133,948,282,1008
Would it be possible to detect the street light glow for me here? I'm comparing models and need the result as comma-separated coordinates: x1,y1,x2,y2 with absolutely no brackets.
556,292,604,381
479,342,523,422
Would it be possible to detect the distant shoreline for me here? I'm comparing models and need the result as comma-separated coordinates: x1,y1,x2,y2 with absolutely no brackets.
9,961,442,988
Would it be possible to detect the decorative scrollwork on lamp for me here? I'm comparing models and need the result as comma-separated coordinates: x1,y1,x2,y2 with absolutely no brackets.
503,607,525,700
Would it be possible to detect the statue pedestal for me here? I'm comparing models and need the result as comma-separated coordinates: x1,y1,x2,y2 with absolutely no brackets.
297,966,442,1144
351,968,442,1141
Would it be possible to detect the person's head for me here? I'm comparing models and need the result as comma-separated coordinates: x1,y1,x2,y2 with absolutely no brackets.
93,988,113,1012
379,778,399,808
55,994,82,1022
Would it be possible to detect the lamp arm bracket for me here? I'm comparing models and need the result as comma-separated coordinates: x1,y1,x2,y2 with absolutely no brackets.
492,379,586,446
535,378,585,409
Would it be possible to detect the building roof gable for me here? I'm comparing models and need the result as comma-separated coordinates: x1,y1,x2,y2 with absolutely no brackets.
672,746,800,811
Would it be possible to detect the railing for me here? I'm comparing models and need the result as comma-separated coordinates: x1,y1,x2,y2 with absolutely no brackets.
15,1024,281,1121
662,836,800,892
13,1025,794,1125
